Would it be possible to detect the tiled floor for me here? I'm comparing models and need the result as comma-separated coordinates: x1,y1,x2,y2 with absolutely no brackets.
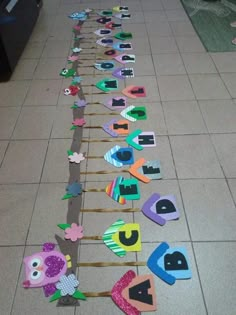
0,0,236,314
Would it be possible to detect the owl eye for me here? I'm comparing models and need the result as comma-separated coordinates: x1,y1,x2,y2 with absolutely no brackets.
61,68,68,76
64,88,71,95
30,270,41,280
30,258,41,268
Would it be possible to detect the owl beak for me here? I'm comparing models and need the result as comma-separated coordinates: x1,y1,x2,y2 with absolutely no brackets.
36,266,43,271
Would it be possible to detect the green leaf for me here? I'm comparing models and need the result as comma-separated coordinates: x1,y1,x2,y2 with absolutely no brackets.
67,150,74,156
57,223,71,230
49,290,61,302
70,125,77,130
61,193,73,200
73,290,87,300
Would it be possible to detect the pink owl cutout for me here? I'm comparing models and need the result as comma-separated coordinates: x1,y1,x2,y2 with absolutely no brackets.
22,243,70,297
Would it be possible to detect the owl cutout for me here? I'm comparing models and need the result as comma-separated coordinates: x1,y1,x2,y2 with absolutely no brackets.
23,243,71,297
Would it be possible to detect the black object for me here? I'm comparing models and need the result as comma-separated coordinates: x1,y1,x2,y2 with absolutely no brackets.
129,279,153,305
0,0,41,81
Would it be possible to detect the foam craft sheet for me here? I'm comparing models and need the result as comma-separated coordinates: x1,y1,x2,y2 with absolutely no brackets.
102,219,141,256
64,86,79,96
105,176,127,204
60,68,76,78
73,99,87,108
112,223,141,252
147,242,192,285
67,55,79,62
120,106,147,122
113,42,133,51
104,49,119,57
94,29,112,37
102,119,130,137
114,13,131,19
103,96,127,110
112,177,140,200
133,131,156,148
50,274,86,302
142,193,179,226
104,145,134,167
105,21,122,30
139,160,162,180
68,152,85,164
121,274,157,312
71,76,82,85
96,37,114,47
62,182,82,200
122,86,146,98
98,10,113,17
94,61,115,71
126,130,156,151
72,47,82,53
61,223,84,242
114,32,133,40
114,54,136,64
129,158,151,183
72,118,86,127
97,17,112,24
112,67,134,79
111,270,157,315
68,12,87,20
113,6,129,12
22,243,69,297
96,78,119,92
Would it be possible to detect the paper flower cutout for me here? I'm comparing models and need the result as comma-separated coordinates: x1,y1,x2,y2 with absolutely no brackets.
66,182,82,196
72,47,82,53
71,76,82,84
72,118,86,127
64,86,79,96
56,274,79,296
74,99,87,107
68,152,85,164
73,25,81,31
68,55,79,62
65,223,84,242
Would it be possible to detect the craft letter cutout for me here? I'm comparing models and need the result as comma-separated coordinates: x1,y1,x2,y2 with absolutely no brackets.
104,96,127,110
121,105,147,122
142,193,179,226
96,78,119,92
102,119,129,137
94,61,115,71
147,242,191,285
114,54,136,64
103,220,141,256
111,270,157,315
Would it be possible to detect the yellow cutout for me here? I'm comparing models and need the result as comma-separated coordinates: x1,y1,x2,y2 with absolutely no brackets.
112,223,141,252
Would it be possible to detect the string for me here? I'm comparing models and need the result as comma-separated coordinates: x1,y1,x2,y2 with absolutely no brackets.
78,261,146,267
81,208,140,212
81,170,129,175
82,138,124,143
84,113,118,116
82,236,103,240
83,188,105,192
83,291,111,297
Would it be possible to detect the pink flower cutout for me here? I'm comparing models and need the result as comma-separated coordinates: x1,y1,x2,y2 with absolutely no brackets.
72,118,86,127
65,223,84,242
68,55,79,62
73,25,81,31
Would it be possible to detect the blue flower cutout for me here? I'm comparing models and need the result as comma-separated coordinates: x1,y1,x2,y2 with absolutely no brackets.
66,182,82,196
